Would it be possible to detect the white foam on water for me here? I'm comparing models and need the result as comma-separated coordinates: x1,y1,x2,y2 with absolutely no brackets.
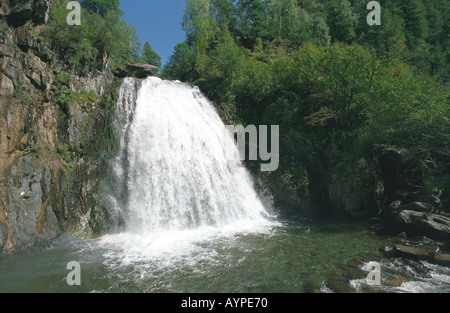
97,77,278,273
350,260,450,293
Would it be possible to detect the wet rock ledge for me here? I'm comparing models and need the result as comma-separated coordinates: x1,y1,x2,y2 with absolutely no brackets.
113,63,159,79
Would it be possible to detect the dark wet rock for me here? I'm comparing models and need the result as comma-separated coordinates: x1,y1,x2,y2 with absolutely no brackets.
388,200,402,211
433,254,450,266
404,193,441,207
348,259,363,269
394,210,450,241
325,279,356,293
250,167,312,217
398,202,436,213
398,232,407,239
329,158,384,217
393,244,439,260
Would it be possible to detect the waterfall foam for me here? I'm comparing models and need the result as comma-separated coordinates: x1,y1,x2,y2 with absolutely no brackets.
99,77,277,262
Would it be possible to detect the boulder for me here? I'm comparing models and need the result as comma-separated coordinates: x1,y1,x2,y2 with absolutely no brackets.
114,63,159,78
404,193,441,207
394,210,450,241
347,259,364,269
433,254,450,266
393,244,439,260
397,202,435,213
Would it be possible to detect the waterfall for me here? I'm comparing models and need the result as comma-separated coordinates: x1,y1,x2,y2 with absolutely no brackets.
109,77,273,237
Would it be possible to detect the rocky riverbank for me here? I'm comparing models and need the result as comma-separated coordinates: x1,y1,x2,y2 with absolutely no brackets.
322,231,450,293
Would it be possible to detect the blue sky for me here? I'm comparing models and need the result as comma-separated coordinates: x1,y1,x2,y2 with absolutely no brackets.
119,0,187,67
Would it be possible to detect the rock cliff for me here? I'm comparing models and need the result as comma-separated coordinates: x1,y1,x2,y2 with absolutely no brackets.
0,0,125,254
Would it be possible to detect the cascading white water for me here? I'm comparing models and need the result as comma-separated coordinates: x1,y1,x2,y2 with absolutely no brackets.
100,77,275,260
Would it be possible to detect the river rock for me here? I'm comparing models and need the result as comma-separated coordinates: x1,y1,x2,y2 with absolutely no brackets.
347,259,363,269
325,279,356,293
393,244,439,260
397,202,435,213
433,254,450,266
394,210,450,241
404,193,441,207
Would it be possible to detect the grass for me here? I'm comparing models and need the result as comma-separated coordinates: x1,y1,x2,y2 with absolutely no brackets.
63,162,74,172
15,90,34,105
23,143,51,158
57,89,98,106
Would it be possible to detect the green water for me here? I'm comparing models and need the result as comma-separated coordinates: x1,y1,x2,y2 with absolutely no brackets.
1,218,449,293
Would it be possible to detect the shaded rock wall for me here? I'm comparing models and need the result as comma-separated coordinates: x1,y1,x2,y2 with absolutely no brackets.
0,0,123,254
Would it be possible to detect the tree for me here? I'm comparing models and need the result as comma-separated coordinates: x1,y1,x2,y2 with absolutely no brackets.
43,0,142,71
210,0,236,31
183,0,218,55
141,42,162,69
79,0,121,18
161,43,196,81
325,0,358,43
235,0,269,48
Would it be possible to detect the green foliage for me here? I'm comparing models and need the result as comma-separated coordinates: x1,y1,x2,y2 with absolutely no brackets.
325,0,358,43
166,0,450,211
56,72,72,86
57,144,72,159
161,42,196,81
141,42,162,69
56,89,98,108
23,143,51,158
79,0,121,17
42,0,144,73
21,192,31,200
183,0,218,56
63,162,75,172
15,90,34,105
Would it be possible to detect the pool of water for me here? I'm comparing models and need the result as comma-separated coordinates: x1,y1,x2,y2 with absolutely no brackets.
1,217,449,293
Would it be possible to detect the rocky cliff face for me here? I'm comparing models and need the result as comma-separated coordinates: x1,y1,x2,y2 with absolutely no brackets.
0,0,124,254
